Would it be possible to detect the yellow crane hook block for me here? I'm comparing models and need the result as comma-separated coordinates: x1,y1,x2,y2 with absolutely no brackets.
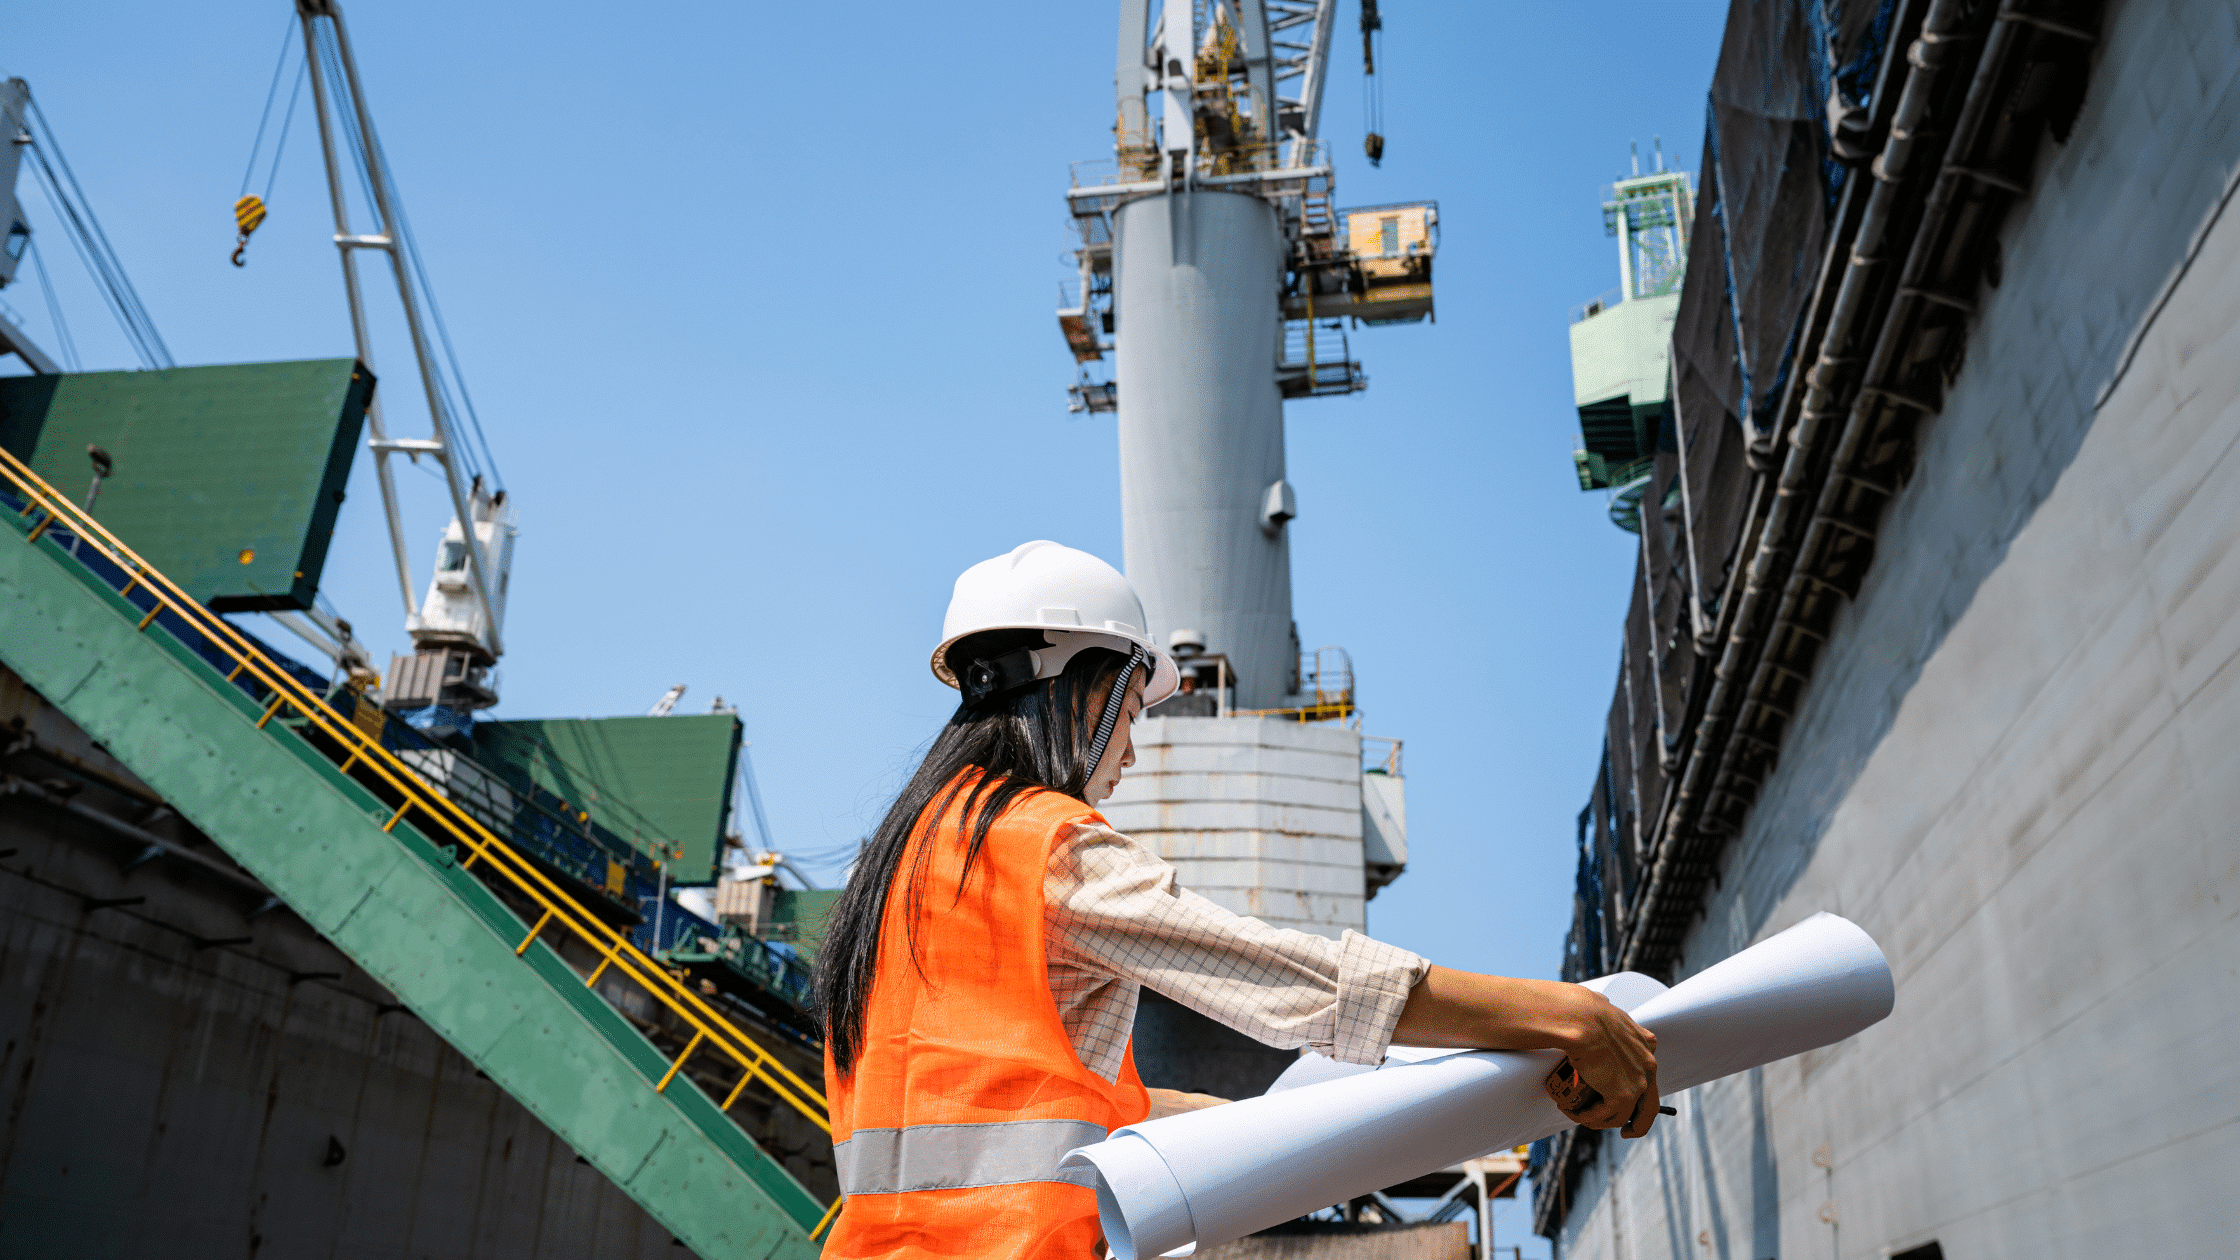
232,195,268,267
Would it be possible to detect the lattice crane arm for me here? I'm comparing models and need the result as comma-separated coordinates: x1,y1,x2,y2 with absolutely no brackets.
1115,0,1336,165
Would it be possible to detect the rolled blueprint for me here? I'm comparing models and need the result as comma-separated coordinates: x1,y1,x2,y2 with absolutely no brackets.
1059,912,1895,1260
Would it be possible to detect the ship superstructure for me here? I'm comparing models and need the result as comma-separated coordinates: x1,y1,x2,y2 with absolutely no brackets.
1567,150,1693,533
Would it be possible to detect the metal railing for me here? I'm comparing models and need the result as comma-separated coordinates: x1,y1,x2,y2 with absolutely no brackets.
1235,647,1359,724
665,923,816,1012
0,444,840,1233
1570,287,1624,324
1069,138,1330,191
1361,736,1403,777
1278,319,1365,398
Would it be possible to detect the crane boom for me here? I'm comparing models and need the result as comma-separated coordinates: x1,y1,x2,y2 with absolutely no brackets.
293,0,514,689
1285,0,1340,147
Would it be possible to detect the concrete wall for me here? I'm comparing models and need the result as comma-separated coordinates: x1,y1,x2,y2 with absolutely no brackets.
1103,715,1366,938
1554,2,2240,1257
0,668,682,1259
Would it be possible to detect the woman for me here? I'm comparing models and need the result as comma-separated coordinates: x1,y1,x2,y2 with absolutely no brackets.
814,541,1658,1259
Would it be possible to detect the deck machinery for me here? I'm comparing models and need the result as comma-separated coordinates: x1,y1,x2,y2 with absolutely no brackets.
1056,0,1432,1102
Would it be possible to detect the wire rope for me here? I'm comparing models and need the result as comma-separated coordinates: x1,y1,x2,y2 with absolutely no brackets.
21,98,171,369
324,17,499,487
24,98,169,366
314,24,385,234
740,745,777,855
21,142,168,370
381,143,503,487
26,237,79,372
26,147,157,369
311,19,491,487
239,16,299,199
302,14,503,490
261,58,310,204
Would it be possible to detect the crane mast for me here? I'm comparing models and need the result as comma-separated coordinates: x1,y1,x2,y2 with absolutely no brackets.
293,0,518,724
1063,0,1434,709
1056,3,1438,1097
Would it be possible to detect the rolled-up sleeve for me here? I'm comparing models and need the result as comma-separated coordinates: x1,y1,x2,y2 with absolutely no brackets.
1046,822,1428,1069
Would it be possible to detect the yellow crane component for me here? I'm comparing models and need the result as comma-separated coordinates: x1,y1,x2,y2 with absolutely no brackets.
231,194,267,267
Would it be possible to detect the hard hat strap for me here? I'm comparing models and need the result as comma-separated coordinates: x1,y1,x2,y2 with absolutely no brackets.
1085,645,1147,778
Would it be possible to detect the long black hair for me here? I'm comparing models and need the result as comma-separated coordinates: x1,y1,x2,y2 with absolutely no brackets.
815,632,1135,1076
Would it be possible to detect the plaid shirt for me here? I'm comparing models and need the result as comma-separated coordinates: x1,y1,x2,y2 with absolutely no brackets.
1044,821,1429,1084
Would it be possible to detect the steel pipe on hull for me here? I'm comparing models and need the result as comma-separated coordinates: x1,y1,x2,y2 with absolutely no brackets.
1624,0,1975,972
1114,191,1296,708
1695,6,2049,833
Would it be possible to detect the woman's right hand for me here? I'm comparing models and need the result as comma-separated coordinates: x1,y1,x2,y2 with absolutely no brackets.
1391,966,1662,1138
1550,986,1660,1137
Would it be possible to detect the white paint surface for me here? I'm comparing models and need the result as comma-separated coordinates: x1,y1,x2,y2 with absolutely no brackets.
1102,714,1368,937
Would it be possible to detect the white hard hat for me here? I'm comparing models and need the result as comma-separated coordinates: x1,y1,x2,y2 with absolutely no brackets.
933,541,1179,706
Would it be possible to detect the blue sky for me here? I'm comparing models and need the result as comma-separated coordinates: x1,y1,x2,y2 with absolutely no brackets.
7,5,1725,1237
5,0,1726,982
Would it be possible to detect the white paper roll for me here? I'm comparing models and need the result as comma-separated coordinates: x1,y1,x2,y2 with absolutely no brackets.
1625,913,1895,1094
1060,912,1894,1260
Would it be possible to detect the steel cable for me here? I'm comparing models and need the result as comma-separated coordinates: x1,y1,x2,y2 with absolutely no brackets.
238,16,299,199
21,96,172,369
25,238,78,372
310,17,500,488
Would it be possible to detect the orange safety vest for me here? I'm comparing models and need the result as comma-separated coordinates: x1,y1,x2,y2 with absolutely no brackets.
824,777,1150,1259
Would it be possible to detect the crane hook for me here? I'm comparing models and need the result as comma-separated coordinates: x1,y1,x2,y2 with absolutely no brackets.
231,195,268,268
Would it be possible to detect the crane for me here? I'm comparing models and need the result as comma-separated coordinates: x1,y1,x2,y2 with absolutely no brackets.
1060,0,1436,708
285,0,519,724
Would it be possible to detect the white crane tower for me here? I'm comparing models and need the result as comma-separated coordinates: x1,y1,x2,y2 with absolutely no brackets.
1062,0,1437,710
1059,0,1432,1094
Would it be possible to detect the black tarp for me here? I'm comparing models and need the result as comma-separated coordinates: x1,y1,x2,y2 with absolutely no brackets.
1673,0,1899,445
1662,0,1902,628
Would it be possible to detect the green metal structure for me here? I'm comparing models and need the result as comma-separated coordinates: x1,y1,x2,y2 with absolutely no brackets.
773,888,840,949
0,361,372,609
477,715,741,881
1569,296,1678,493
0,456,826,1260
1568,168,1695,533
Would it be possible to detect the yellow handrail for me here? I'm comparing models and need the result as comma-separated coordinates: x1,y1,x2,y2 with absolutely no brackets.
808,1195,845,1241
0,445,834,1143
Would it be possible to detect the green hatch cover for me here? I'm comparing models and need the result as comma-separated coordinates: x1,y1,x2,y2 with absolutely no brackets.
772,888,840,960
0,359,372,610
474,714,741,882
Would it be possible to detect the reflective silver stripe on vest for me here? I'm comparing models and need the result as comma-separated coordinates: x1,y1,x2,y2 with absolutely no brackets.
834,1119,1111,1195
